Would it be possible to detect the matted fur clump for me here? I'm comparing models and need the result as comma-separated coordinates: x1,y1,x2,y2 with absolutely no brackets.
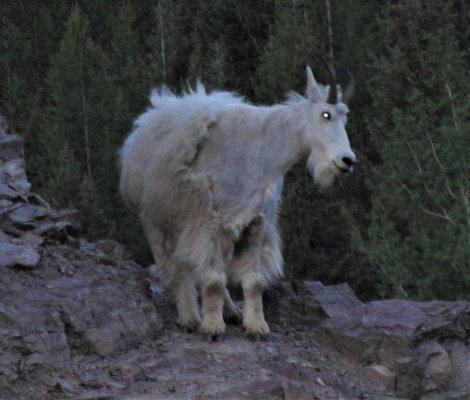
120,64,355,341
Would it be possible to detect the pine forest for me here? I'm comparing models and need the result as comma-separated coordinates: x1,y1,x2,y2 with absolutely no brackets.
1,0,470,300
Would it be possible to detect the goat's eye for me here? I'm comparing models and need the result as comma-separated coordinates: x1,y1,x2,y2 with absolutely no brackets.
322,111,331,120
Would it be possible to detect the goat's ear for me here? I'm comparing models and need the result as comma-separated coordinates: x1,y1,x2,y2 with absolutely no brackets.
306,66,321,102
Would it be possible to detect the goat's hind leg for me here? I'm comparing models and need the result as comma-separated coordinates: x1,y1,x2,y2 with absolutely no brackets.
151,260,202,332
142,220,201,332
233,216,270,340
200,271,227,342
174,268,201,332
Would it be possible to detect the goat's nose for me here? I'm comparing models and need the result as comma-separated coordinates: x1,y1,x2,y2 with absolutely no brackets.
342,154,356,167
339,151,356,171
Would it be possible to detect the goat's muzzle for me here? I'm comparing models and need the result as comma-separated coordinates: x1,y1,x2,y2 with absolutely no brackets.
334,151,356,175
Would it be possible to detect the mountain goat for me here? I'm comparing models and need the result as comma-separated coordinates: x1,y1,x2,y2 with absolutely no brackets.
120,60,355,341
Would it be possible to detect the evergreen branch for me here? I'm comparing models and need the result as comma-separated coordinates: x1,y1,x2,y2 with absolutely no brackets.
418,203,455,226
423,127,456,199
461,186,470,232
390,165,413,196
376,260,409,299
445,81,458,129
403,136,423,174
424,128,445,172
445,176,456,199
404,133,443,204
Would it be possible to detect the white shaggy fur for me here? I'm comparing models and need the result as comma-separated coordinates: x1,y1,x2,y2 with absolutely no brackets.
119,68,355,339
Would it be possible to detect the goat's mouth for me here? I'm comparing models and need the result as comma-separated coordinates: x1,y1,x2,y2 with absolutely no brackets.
333,162,353,176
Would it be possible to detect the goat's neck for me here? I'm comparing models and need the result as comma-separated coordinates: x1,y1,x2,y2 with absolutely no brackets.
261,102,309,177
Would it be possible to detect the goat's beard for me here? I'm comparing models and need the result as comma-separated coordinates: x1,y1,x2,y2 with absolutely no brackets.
307,153,336,189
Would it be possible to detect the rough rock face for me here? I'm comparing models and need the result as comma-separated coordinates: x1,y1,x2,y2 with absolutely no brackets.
0,117,165,394
0,116,80,270
0,241,163,378
321,300,470,400
1,115,470,400
0,117,30,197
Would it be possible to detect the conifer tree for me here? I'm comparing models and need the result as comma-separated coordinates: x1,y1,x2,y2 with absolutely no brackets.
106,2,149,117
351,0,470,299
34,5,117,236
254,0,326,102
0,1,69,133
146,0,181,86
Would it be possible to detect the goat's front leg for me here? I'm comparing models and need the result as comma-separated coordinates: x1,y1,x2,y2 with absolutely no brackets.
241,272,269,340
200,271,227,341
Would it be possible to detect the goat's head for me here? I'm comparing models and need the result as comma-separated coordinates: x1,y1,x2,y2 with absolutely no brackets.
303,59,356,188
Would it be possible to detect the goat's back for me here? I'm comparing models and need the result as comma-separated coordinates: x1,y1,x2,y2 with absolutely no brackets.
119,85,245,209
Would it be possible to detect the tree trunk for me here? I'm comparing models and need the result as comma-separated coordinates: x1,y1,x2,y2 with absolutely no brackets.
325,0,334,64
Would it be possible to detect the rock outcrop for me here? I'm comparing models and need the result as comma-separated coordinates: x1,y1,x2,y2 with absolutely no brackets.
0,117,165,394
0,116,80,270
322,300,470,400
1,115,470,400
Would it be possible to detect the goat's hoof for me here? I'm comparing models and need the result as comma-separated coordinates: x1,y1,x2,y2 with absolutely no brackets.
201,314,225,342
247,332,270,342
243,318,270,340
203,332,225,343
182,326,198,334
177,320,201,334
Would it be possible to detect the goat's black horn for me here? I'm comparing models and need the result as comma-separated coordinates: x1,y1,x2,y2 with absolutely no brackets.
341,67,355,104
320,57,337,104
